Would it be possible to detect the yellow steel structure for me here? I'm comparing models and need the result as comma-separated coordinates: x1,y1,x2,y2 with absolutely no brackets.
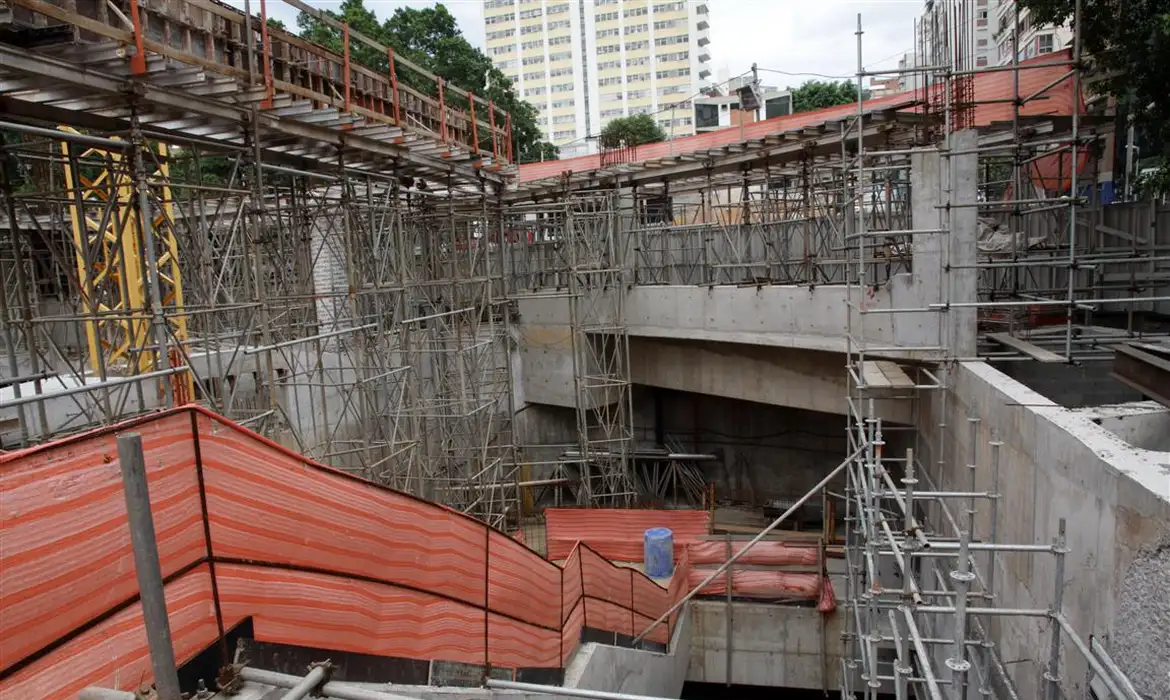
59,127,192,401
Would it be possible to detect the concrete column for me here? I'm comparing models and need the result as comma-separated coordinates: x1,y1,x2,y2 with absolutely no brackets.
908,129,978,359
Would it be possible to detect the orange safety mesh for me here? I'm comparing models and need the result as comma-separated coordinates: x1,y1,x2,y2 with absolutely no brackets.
686,570,822,599
545,508,711,560
0,407,692,698
687,540,819,567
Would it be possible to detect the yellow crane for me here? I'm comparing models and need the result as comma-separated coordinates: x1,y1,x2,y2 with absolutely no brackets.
59,127,193,404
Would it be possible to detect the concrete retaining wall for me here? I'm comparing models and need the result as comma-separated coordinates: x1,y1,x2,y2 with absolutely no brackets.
918,361,1169,699
687,601,843,691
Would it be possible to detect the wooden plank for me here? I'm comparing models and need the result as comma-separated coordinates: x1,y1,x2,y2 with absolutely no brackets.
860,360,914,389
986,332,1066,363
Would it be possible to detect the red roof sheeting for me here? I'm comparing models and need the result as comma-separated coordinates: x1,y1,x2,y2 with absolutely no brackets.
518,52,1080,183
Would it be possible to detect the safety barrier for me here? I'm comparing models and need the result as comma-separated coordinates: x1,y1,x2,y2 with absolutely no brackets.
0,407,685,699
545,508,835,607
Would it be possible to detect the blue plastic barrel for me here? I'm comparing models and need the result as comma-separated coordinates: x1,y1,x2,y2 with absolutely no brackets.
644,527,674,578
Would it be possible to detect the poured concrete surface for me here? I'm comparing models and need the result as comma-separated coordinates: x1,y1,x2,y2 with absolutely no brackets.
686,601,842,691
562,604,692,698
919,361,1170,700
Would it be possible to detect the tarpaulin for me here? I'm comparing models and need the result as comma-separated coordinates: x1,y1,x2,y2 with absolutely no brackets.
0,407,689,699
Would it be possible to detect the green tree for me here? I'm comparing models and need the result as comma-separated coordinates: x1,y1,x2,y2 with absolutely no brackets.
790,80,863,114
296,0,555,163
1018,0,1170,195
599,113,667,148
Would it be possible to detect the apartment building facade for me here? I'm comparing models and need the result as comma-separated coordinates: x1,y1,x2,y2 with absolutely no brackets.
920,0,1000,70
992,0,1072,65
484,0,712,158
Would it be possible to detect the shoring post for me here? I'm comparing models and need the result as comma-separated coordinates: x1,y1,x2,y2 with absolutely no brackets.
437,77,448,143
489,101,500,160
387,48,402,125
117,433,182,700
1044,518,1067,700
259,0,274,107
469,91,480,156
505,113,513,162
947,533,974,700
128,0,147,74
342,23,352,112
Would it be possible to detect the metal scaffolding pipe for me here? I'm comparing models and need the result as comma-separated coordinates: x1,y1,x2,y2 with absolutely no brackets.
486,679,677,700
279,665,329,700
238,667,420,700
116,433,182,700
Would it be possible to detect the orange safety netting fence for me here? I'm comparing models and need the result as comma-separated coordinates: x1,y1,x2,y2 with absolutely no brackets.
0,407,684,699
546,508,835,608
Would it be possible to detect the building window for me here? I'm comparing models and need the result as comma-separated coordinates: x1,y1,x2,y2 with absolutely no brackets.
551,99,575,108
625,23,648,35
656,67,690,79
1037,33,1054,54
548,19,571,30
653,1,685,11
599,76,622,86
486,0,514,7
598,60,621,70
553,129,577,140
976,56,988,66
623,6,648,17
526,86,547,96
977,38,988,47
625,40,649,51
549,35,572,46
595,11,618,22
522,55,545,65
519,8,542,19
553,114,575,124
658,84,687,96
551,66,574,77
653,19,682,30
627,55,650,66
547,3,570,15
598,43,621,54
627,89,650,99
486,14,513,25
521,24,543,34
601,108,624,118
490,45,513,56
627,72,650,83
655,34,687,46
597,27,620,38
521,39,543,50
657,51,689,62
552,82,574,92
487,29,516,40
599,92,623,103
549,50,572,61
524,71,544,81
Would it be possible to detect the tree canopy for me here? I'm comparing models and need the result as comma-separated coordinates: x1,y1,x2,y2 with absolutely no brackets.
599,114,667,148
296,0,556,163
790,80,863,114
1019,0,1170,194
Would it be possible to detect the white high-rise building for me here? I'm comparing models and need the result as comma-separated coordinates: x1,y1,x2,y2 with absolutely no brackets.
919,0,1001,71
991,0,1073,66
484,0,713,158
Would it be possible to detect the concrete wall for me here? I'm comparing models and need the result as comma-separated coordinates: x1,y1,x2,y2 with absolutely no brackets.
687,601,843,691
917,361,1170,700
1073,401,1170,452
628,337,912,424
562,606,692,698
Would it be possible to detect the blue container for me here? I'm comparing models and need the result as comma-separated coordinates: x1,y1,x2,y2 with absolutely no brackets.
644,527,674,578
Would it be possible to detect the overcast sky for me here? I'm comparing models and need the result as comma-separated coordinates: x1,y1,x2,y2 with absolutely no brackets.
243,0,924,89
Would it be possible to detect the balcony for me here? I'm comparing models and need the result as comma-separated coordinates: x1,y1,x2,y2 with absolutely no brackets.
697,34,710,47
697,17,709,30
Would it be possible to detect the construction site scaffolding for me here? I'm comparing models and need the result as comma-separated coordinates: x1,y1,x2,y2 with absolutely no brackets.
843,1,1154,699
